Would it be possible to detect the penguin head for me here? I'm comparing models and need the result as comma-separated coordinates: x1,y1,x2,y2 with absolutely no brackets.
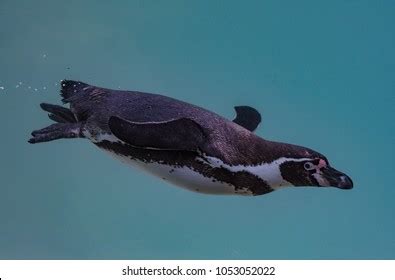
278,147,353,190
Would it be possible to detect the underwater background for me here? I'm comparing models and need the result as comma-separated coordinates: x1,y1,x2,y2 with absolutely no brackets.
0,0,394,259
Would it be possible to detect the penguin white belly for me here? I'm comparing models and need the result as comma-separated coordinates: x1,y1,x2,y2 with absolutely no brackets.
99,148,243,195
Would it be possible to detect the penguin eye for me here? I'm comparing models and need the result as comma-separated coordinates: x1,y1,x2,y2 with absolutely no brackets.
304,162,315,171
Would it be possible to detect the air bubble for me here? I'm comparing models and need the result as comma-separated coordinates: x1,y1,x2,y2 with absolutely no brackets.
0,86,5,90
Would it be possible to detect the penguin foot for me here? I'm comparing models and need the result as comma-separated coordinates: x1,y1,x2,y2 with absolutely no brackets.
28,123,84,144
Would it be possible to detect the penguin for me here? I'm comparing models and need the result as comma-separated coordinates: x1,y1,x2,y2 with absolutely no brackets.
29,80,353,196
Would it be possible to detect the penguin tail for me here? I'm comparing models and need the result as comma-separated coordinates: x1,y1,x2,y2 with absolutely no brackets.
60,80,90,103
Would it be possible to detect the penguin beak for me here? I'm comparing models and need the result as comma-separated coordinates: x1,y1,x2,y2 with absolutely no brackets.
320,167,353,189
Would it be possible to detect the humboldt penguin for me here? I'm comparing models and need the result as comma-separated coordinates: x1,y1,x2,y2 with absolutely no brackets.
29,80,353,196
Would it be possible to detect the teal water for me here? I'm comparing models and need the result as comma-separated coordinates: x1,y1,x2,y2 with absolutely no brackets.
0,0,394,259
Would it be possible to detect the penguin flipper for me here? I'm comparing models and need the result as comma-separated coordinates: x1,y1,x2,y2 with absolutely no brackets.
232,106,262,132
108,116,206,151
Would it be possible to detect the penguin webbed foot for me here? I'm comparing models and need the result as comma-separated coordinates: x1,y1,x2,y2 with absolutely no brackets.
40,103,77,123
28,123,83,144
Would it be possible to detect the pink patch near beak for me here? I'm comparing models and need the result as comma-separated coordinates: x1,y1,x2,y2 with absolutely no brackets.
317,159,327,169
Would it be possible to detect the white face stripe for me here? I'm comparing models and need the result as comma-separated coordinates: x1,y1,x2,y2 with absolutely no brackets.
200,156,312,189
